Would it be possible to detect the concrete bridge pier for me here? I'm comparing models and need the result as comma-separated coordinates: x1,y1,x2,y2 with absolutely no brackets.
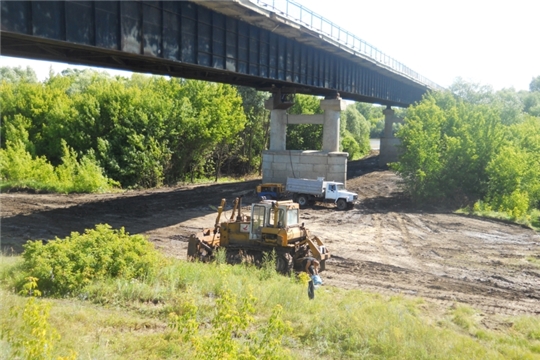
262,94,349,185
321,98,344,152
268,107,288,151
379,106,404,165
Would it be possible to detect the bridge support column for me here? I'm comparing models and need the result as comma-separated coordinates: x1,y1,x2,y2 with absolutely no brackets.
320,98,347,152
264,94,289,151
379,106,404,165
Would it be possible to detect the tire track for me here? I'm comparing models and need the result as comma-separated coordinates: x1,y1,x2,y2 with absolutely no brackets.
372,213,387,263
392,212,430,272
326,256,540,316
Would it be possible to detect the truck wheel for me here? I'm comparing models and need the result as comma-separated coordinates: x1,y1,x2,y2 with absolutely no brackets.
336,198,347,210
276,253,293,274
297,195,309,208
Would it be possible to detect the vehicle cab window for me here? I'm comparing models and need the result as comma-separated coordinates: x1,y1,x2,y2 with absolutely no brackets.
251,205,266,235
269,208,285,227
286,209,299,226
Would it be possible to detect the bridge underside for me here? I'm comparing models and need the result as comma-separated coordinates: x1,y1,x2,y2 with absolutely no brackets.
1,1,427,106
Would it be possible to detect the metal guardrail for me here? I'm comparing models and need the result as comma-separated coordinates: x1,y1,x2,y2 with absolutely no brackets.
249,0,443,90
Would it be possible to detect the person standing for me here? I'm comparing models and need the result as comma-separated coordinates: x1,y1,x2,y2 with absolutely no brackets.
302,256,320,300
302,256,320,276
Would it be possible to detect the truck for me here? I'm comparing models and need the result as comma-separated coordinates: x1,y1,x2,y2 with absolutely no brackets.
187,197,330,273
286,177,358,210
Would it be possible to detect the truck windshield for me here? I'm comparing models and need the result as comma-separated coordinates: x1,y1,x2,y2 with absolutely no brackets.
287,209,298,226
336,184,345,191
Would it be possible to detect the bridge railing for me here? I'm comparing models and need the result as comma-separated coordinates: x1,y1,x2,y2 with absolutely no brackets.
250,0,443,90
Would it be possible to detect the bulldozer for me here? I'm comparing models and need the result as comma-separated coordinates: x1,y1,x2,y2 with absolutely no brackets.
187,197,330,273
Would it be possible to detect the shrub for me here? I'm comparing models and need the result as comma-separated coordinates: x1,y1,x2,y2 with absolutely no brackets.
341,134,362,160
0,139,56,189
0,138,118,193
54,141,119,193
20,224,164,297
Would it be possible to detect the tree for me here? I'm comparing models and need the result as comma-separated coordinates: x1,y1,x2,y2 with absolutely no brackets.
59,68,112,95
393,90,505,203
0,66,38,83
449,78,495,105
484,115,540,216
493,88,524,125
233,86,270,175
354,102,385,138
522,91,540,117
340,105,370,159
286,94,323,150
0,78,76,164
530,75,540,92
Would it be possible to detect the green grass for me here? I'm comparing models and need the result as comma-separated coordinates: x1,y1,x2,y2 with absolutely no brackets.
175,175,255,186
530,209,540,231
526,256,540,269
456,207,540,232
2,252,540,359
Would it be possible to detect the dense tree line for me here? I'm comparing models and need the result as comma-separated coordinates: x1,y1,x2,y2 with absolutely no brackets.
0,67,372,190
1,68,251,188
393,76,540,221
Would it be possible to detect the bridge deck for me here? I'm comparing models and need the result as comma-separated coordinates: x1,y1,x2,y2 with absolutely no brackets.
1,0,436,106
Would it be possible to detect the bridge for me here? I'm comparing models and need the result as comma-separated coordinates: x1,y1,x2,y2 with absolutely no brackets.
1,0,440,183
1,0,439,107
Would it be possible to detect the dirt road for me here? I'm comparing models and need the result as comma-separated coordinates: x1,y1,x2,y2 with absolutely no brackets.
2,155,539,317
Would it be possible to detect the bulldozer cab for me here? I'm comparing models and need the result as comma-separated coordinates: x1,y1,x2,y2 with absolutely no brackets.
250,200,299,239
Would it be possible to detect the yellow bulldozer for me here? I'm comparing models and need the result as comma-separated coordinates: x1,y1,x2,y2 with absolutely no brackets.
187,197,330,273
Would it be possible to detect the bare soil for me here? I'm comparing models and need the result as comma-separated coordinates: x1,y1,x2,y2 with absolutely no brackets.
2,154,539,317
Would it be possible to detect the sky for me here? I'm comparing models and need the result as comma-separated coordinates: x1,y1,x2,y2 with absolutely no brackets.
1,0,538,91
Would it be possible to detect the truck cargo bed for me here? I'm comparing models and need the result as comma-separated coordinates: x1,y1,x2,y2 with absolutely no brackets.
286,178,324,195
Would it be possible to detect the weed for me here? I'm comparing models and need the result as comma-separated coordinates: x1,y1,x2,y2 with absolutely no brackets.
249,304,293,359
213,247,227,265
259,249,277,280
1,277,77,360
